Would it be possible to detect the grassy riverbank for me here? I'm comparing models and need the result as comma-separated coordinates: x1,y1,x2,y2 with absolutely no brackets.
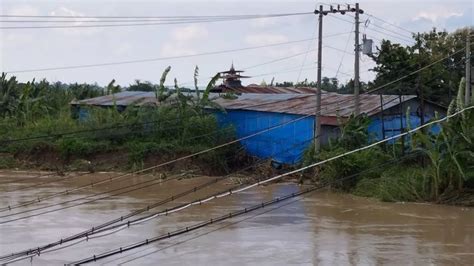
303,88,474,206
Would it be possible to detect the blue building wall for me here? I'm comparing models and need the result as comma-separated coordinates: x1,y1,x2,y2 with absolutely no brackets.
368,113,441,142
215,110,314,165
217,111,441,165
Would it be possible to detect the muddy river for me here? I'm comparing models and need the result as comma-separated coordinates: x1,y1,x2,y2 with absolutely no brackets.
0,170,473,265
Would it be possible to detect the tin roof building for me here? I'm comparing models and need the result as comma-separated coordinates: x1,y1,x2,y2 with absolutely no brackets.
71,90,444,164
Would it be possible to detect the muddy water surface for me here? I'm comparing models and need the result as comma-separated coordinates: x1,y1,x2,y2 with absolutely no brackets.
0,170,473,265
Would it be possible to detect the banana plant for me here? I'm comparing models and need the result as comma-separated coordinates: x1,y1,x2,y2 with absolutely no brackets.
156,66,173,103
0,73,19,117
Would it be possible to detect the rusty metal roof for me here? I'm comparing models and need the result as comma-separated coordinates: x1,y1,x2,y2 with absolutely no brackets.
213,92,415,119
71,91,416,125
223,84,317,94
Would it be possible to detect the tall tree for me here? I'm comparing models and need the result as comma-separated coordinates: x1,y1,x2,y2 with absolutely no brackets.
369,27,473,106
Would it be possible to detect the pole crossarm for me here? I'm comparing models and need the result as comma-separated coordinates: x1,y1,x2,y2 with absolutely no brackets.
314,4,364,16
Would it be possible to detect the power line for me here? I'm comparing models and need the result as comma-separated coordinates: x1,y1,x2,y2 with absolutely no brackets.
365,47,466,94
327,13,414,44
243,31,352,70
346,13,413,41
0,90,368,213
5,44,465,149
67,102,474,264
364,12,415,35
67,105,474,264
0,13,312,29
0,136,318,261
0,82,429,258
364,18,413,41
335,25,354,79
1,90,390,260
1,51,467,262
4,37,318,73
296,24,318,84
2,45,466,224
107,149,430,265
0,12,311,19
0,44,466,224
366,27,414,44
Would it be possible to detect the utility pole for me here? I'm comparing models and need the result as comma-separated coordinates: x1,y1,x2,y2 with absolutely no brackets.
314,5,323,153
313,4,363,153
466,31,471,105
354,3,361,116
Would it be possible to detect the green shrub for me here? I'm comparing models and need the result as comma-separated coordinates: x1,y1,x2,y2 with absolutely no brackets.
354,166,428,202
58,138,111,158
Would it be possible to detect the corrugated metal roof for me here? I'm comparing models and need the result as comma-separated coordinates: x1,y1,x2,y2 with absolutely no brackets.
71,91,158,106
221,84,317,94
213,92,415,119
71,91,416,125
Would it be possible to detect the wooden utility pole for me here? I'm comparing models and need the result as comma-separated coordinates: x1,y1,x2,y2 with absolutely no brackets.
466,31,471,105
354,3,361,116
313,3,363,152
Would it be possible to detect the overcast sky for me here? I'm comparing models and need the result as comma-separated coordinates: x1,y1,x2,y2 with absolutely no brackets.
1,0,473,87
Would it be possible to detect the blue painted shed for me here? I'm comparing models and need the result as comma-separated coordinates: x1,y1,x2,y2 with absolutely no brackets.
215,110,314,165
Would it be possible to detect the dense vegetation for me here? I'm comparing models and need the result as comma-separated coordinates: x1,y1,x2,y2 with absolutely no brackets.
369,27,473,105
304,79,474,204
0,67,240,174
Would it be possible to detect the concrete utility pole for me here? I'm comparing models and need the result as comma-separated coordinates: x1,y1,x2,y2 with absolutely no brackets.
466,31,471,105
314,5,323,153
354,3,361,116
313,3,363,153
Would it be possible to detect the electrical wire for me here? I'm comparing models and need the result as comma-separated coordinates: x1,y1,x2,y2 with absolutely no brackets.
364,47,466,94
241,31,352,70
0,145,445,264
0,86,386,213
345,13,413,41
363,12,415,35
327,13,414,44
1,54,467,262
0,136,317,261
0,12,311,19
335,26,354,79
66,105,474,264
0,88,436,261
109,149,429,265
4,37,318,73
3,45,465,201
296,23,318,84
0,93,357,214
0,13,312,29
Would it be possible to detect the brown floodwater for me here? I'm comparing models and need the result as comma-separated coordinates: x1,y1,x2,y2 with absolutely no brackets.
0,170,473,265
